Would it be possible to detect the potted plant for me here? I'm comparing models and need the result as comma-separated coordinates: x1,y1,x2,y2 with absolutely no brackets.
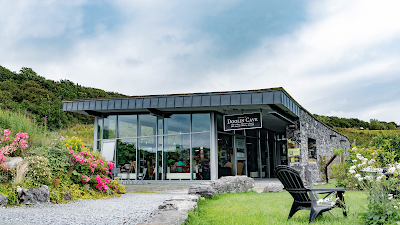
288,139,296,148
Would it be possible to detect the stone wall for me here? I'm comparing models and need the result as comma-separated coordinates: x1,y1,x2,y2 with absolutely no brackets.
286,110,350,183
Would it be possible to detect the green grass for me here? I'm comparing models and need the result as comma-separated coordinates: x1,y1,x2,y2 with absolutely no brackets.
187,186,367,225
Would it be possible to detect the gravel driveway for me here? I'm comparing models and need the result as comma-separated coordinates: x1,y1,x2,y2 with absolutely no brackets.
0,193,177,225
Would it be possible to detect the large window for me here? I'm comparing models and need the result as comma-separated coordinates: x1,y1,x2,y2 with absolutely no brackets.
98,113,211,180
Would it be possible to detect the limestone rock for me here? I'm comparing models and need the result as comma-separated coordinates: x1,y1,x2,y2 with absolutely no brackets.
142,195,199,225
0,195,8,206
17,185,50,204
263,183,284,192
206,180,228,194
219,176,255,193
5,157,23,168
188,184,215,198
64,190,71,201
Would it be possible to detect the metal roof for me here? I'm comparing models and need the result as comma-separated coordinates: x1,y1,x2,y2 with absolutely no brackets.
63,87,301,117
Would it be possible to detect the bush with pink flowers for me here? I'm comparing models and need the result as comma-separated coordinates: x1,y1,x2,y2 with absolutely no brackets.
64,136,118,192
0,129,29,170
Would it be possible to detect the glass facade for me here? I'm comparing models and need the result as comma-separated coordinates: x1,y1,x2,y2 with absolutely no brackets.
97,113,211,180
96,112,284,181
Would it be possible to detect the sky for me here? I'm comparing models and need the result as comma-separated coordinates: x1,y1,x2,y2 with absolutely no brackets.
1,0,400,124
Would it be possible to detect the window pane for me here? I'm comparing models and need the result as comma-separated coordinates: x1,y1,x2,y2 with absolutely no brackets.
101,140,116,162
157,136,163,180
192,132,211,180
97,118,103,139
164,114,190,135
164,134,191,180
138,115,157,136
118,115,137,138
103,116,117,139
158,117,163,135
138,137,156,180
116,139,137,180
192,113,210,133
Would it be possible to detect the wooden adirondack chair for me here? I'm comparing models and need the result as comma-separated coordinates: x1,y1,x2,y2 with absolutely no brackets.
274,165,347,223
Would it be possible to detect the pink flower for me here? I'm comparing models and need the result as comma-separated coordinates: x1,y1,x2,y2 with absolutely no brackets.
3,129,11,137
68,146,72,150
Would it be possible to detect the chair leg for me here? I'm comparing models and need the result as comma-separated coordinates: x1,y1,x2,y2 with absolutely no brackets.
309,207,322,223
288,202,301,219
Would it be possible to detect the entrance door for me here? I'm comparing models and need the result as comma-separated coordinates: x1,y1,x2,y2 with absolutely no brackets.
235,136,247,176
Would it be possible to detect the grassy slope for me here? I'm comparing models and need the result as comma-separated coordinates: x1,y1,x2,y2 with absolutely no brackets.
335,127,400,147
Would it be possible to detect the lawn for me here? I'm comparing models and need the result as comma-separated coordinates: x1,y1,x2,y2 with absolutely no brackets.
187,185,367,225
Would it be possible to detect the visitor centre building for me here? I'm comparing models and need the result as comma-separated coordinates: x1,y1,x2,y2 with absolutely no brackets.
63,88,350,182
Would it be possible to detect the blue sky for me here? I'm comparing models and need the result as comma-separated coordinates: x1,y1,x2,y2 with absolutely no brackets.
1,0,400,124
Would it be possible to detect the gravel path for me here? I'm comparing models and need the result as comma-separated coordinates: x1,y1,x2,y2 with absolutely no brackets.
0,193,177,225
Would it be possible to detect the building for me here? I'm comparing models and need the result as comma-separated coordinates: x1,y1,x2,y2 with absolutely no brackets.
62,87,350,182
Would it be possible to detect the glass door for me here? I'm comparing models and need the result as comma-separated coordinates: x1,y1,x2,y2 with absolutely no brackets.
235,136,247,176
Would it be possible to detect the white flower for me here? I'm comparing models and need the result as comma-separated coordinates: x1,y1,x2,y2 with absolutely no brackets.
356,153,362,159
353,147,357,151
350,165,357,170
376,176,382,182
372,152,376,155
349,169,356,174
388,167,396,173
352,159,357,163
355,174,361,178
364,175,371,181
358,177,363,181
368,159,375,165
395,206,398,210
388,194,393,200
362,158,368,163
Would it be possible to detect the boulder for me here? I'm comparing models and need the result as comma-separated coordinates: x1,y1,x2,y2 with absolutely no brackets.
17,185,50,204
188,184,215,198
263,183,284,192
219,176,255,193
139,195,199,225
0,195,8,206
64,190,71,201
5,157,23,168
206,180,228,194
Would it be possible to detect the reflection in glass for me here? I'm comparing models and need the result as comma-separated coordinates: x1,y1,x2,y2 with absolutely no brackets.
157,136,163,180
192,113,210,133
138,115,157,136
118,115,137,138
158,117,163,135
164,134,190,180
192,132,211,180
103,116,117,139
138,137,156,180
117,139,137,180
97,118,103,139
246,136,259,178
164,114,190,135
218,133,234,177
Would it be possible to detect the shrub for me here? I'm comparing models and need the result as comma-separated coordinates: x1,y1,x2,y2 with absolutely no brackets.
369,133,400,162
347,149,400,224
23,156,52,187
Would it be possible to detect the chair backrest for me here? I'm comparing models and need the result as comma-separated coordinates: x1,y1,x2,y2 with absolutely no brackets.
275,165,311,204
141,168,147,179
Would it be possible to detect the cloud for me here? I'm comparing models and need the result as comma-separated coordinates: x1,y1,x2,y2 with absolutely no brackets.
1,0,400,124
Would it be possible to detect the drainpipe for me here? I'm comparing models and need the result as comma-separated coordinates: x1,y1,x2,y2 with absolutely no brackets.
325,154,337,183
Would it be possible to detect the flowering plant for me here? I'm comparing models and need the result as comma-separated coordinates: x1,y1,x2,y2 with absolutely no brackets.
64,136,117,192
348,146,400,224
0,129,29,170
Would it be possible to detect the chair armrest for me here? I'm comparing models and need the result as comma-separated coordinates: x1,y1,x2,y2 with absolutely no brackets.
310,187,345,193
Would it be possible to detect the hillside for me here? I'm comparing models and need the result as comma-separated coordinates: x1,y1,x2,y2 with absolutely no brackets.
0,66,126,130
334,127,400,147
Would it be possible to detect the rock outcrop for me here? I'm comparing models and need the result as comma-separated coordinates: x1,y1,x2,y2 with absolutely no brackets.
263,183,284,192
16,185,50,204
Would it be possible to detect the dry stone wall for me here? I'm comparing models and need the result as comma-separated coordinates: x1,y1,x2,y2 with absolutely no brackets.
286,110,350,183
